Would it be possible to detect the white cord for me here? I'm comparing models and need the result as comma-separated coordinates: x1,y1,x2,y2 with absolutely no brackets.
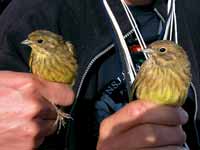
163,0,178,44
167,0,172,14
169,11,174,41
163,12,171,40
121,0,148,59
121,0,146,49
164,0,174,41
173,0,178,43
102,0,137,85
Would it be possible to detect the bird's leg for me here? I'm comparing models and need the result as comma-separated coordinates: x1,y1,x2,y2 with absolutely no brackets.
51,103,73,133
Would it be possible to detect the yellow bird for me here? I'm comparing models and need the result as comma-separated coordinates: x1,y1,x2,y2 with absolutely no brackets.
133,40,191,106
22,30,78,131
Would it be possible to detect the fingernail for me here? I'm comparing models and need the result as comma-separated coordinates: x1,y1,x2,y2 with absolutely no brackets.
179,108,189,124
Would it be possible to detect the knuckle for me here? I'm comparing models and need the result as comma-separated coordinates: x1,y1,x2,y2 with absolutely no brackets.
177,108,188,124
172,108,183,124
96,141,109,150
66,90,74,105
126,103,141,119
25,141,36,149
99,117,114,140
26,101,43,118
21,122,44,148
176,126,187,144
99,118,109,136
142,124,158,145
24,140,39,149
134,125,187,148
25,77,38,92
19,75,39,96
142,125,186,146
23,123,41,138
100,118,108,128
126,101,149,120
58,85,75,105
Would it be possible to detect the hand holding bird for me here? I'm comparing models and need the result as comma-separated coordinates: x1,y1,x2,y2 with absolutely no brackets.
22,30,78,132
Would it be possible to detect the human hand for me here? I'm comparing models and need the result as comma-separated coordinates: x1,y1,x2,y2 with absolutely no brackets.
97,100,188,150
0,71,74,150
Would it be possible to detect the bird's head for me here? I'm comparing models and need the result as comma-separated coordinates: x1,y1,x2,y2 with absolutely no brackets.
21,30,66,55
144,40,188,67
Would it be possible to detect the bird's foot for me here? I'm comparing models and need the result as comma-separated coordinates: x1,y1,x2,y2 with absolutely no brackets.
53,106,73,134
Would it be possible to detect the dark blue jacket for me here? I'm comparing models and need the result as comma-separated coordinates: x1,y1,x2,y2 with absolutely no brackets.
0,0,11,14
0,0,200,149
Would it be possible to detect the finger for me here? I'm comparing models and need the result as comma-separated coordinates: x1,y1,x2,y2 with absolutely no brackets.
37,77,74,106
0,71,75,106
98,124,186,150
0,85,51,122
0,71,34,88
17,120,57,148
125,0,153,6
13,87,58,120
33,119,57,148
138,146,185,150
34,96,57,120
119,125,186,149
97,145,185,150
35,119,57,136
100,100,188,138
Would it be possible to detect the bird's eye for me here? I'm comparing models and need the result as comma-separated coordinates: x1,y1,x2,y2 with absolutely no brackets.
37,39,43,43
159,47,166,53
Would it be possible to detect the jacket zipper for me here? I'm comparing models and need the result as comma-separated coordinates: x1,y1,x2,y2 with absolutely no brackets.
70,29,134,113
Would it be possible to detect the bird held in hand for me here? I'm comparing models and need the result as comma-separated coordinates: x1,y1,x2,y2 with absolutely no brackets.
132,40,191,106
22,30,78,131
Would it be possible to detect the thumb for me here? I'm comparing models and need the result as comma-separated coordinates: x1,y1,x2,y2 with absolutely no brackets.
38,77,75,106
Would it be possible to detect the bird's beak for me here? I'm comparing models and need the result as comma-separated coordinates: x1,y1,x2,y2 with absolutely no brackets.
21,39,32,45
142,48,153,54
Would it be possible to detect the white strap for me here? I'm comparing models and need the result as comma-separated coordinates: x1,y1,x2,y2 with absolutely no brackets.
121,0,149,59
103,0,137,85
163,0,178,43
